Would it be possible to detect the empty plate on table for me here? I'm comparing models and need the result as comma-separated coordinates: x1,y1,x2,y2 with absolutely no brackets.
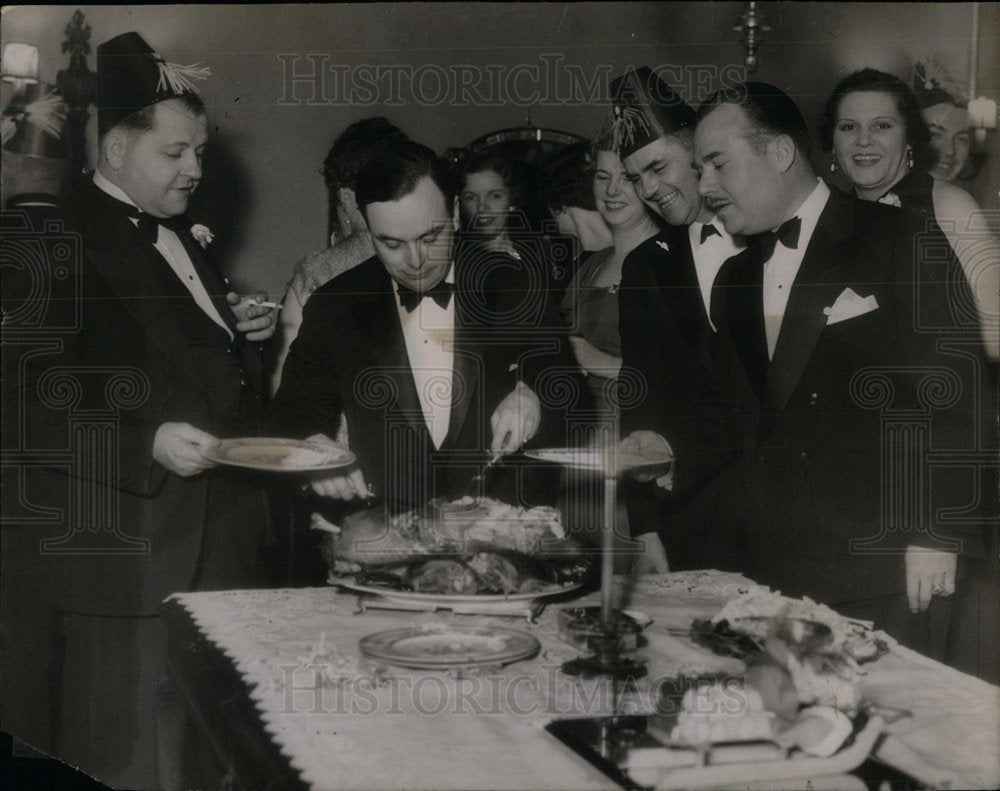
359,625,541,669
525,447,672,474
205,437,355,472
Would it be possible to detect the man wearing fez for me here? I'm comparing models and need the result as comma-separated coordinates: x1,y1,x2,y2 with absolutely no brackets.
268,139,576,512
1,82,71,213
609,66,748,575
0,80,72,759
692,83,992,656
17,32,277,785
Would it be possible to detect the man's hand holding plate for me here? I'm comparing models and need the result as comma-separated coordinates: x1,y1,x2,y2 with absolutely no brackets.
618,430,674,488
303,433,371,500
153,422,219,476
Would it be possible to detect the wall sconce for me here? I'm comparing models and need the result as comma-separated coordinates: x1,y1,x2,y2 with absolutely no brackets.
734,2,770,74
2,43,40,94
968,96,997,147
966,3,995,150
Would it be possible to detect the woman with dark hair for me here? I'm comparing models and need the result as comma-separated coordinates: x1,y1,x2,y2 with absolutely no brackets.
272,117,408,395
456,149,525,256
819,68,998,360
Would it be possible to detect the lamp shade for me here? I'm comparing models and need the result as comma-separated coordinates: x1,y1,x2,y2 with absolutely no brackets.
967,97,997,130
1,43,39,82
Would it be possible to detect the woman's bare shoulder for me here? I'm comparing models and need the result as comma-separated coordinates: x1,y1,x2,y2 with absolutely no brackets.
932,179,982,221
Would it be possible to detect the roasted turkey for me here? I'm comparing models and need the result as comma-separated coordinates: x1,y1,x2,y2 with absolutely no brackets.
319,497,593,594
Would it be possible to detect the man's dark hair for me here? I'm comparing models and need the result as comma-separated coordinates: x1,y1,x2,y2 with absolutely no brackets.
111,94,207,138
355,139,455,217
321,117,408,192
457,149,525,209
817,68,937,174
697,82,813,158
537,141,597,213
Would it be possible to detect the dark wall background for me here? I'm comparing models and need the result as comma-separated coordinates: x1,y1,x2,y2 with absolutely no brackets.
3,3,997,295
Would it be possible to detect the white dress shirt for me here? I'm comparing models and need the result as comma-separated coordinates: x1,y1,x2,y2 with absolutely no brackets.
763,179,830,358
93,171,232,338
393,266,456,449
689,215,744,329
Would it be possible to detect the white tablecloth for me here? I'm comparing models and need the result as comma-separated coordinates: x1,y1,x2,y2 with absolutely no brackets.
168,572,1000,790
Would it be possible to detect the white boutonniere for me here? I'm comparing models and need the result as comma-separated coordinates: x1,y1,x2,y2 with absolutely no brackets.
877,192,901,208
190,223,214,248
656,240,670,252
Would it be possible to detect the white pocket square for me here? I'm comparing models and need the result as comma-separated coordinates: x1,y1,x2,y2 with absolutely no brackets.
823,288,879,325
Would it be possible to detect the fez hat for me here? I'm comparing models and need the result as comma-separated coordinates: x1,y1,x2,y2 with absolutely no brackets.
2,82,69,158
912,59,963,111
606,66,695,159
97,31,209,136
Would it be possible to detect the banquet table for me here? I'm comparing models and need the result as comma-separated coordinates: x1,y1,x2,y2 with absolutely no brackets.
163,572,1000,790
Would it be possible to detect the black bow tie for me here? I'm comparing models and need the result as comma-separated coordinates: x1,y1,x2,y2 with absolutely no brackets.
120,203,184,247
397,279,454,312
752,217,801,263
700,223,721,244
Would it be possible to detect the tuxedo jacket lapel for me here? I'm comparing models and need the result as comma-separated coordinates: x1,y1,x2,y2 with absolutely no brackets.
350,268,430,438
721,243,770,397
171,224,241,338
765,191,856,413
445,299,483,449
83,183,201,386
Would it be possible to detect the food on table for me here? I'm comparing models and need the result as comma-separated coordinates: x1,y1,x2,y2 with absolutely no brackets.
688,590,885,712
776,706,854,757
746,663,800,721
656,677,855,762
666,681,776,744
320,497,592,595
465,552,545,594
408,559,480,593
556,607,650,652
703,589,887,663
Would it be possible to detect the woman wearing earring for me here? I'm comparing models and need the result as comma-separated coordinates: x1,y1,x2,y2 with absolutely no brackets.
820,69,999,360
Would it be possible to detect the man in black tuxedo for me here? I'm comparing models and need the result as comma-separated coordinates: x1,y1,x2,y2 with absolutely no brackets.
608,67,748,574
692,83,992,653
7,33,278,787
267,140,575,513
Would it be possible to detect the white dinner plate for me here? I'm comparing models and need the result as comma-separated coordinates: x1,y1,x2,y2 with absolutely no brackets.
359,625,541,668
205,437,355,472
525,447,672,473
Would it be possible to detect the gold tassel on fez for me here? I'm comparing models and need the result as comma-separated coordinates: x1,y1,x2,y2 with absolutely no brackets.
153,54,211,95
913,55,965,99
2,90,66,145
20,92,67,139
608,105,649,154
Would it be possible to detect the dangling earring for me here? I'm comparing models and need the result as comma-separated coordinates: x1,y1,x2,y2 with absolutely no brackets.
906,149,914,170
830,156,838,173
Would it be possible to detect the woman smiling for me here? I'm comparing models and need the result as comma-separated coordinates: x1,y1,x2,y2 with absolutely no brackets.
820,69,999,360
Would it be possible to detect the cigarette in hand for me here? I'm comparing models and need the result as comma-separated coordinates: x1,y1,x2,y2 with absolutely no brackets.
249,299,283,311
